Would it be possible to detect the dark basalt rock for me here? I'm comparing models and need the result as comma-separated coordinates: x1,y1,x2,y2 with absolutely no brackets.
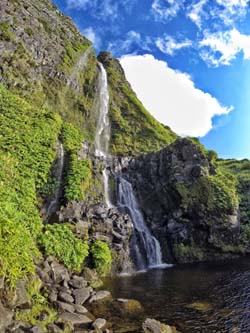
123,138,241,263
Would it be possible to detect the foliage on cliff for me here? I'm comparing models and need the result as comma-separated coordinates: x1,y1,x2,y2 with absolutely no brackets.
0,84,61,286
98,52,178,156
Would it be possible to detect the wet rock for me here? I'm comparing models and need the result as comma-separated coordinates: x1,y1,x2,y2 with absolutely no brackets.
113,299,142,318
142,319,173,333
51,262,70,283
0,301,13,332
59,312,93,325
92,318,107,330
89,291,111,303
73,288,91,304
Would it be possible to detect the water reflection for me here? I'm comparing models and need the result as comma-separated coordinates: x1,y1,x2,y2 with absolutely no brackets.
105,259,250,332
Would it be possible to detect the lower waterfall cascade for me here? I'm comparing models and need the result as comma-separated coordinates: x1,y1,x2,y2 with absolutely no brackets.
117,176,168,271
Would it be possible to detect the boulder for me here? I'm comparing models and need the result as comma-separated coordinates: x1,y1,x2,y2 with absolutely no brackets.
0,301,13,332
69,276,87,289
92,318,107,330
58,292,74,304
142,319,173,333
59,312,93,325
51,262,70,283
56,301,75,313
89,291,111,303
72,288,91,305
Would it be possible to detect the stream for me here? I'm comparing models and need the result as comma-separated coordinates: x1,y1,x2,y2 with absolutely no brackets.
104,258,250,333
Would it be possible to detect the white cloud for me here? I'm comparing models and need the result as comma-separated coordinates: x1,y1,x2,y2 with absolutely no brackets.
187,0,208,28
200,29,250,66
82,27,101,49
108,31,152,56
66,0,136,20
156,35,192,55
120,54,233,137
152,0,185,21
215,0,248,25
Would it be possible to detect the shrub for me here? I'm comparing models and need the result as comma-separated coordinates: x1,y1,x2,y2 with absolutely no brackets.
61,121,83,152
90,240,112,276
39,224,89,272
64,157,92,201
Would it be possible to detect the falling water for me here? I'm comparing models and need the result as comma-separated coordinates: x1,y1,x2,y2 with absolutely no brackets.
46,142,65,216
95,63,112,207
117,176,166,270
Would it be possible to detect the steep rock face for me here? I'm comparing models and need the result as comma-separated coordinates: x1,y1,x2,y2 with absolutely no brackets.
123,139,241,263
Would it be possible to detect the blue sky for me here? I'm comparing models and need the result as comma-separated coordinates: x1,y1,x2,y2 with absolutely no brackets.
53,0,250,159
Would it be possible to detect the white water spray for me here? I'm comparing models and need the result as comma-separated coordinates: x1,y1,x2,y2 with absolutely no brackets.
117,176,169,270
95,63,112,207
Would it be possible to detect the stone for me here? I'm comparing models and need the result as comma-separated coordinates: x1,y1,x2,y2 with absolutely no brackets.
0,277,4,289
51,262,70,283
56,301,75,313
92,318,107,330
113,299,142,318
6,279,31,309
0,301,13,332
74,304,88,314
58,292,74,304
59,313,93,325
142,319,173,333
49,290,58,303
89,291,111,303
47,324,63,333
30,325,45,333
69,276,87,289
73,288,91,305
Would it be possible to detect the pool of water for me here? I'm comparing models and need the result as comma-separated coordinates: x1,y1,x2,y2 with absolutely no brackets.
104,258,250,333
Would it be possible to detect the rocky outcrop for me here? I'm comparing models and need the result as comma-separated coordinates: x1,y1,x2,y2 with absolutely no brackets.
122,138,241,263
59,202,134,274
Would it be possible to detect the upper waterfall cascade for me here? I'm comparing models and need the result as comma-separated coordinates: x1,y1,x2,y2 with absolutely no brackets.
117,176,167,270
46,142,65,217
95,63,112,207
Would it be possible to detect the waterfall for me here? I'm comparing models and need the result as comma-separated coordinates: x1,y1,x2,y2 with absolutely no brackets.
46,142,65,216
117,176,166,270
95,63,112,207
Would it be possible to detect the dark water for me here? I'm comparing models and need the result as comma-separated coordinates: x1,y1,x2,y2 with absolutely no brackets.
104,259,250,333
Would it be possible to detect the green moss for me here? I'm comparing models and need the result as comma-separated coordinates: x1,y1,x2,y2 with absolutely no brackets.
39,224,89,272
61,121,83,152
0,22,15,41
173,243,205,262
16,303,57,331
90,240,112,276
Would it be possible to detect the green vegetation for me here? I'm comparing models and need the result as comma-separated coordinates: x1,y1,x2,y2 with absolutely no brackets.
173,243,205,262
57,40,90,75
39,224,89,272
0,84,61,287
176,170,238,216
16,276,57,331
61,121,93,201
218,159,250,245
100,54,177,155
65,156,92,201
90,240,112,276
0,22,15,41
